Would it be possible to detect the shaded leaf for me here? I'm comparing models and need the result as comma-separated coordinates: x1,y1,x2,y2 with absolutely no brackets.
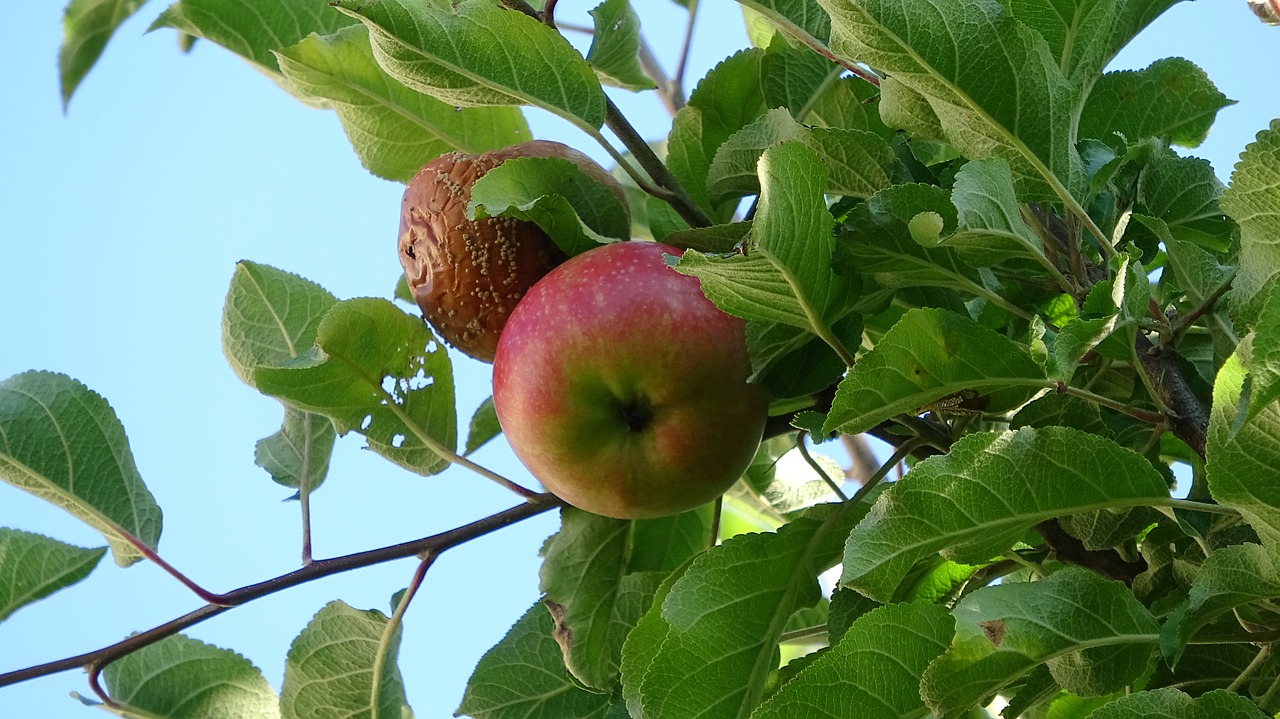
105,634,280,718
275,25,532,183
751,603,954,719
464,397,500,456
737,0,831,46
823,308,1045,436
636,505,869,719
0,372,161,567
946,157,1047,269
1080,58,1233,149
1160,543,1280,665
254,298,457,477
921,568,1157,718
254,407,335,491
458,601,615,719
1081,687,1267,718
281,601,408,719
0,528,105,623
840,426,1171,601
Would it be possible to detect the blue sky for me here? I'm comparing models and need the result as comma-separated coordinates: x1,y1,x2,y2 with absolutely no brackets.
1,2,1277,717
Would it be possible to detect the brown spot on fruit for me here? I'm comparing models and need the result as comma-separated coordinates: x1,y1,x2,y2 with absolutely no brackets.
398,141,624,362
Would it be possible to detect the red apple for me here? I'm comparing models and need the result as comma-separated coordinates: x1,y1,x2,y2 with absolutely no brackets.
492,241,770,519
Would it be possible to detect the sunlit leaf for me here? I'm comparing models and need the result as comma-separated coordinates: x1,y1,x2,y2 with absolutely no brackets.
59,0,147,108
840,427,1170,601
1221,119,1280,327
105,634,280,718
921,568,1157,718
333,0,606,132
1207,353,1280,550
0,528,105,623
1080,58,1234,148
275,25,531,183
0,372,161,567
586,0,655,91
281,601,408,719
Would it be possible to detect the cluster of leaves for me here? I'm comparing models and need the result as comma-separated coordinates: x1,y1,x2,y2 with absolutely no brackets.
4,0,1279,717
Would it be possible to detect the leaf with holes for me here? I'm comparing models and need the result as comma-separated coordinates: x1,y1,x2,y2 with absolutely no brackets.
253,298,457,476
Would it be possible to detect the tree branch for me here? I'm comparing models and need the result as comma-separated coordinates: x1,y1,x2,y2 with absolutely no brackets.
1035,518,1148,585
0,495,562,690
1135,333,1210,458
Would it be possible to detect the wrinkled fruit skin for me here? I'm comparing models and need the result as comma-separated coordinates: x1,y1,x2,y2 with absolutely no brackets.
492,242,770,519
398,140,620,362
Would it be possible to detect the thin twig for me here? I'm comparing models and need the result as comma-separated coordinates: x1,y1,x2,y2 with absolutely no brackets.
709,496,723,548
669,0,700,105
1173,268,1237,338
601,98,712,228
797,432,848,501
0,496,561,689
541,0,558,27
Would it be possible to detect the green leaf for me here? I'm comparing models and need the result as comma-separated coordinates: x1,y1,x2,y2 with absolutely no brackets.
760,35,838,120
333,0,606,132
254,406,335,490
737,0,832,46
620,561,691,719
468,155,630,257
946,157,1048,269
664,221,751,254
1160,543,1280,665
1136,151,1232,254
586,0,655,91
840,427,1171,601
464,397,500,456
707,108,898,204
275,25,531,184
59,0,147,108
921,568,1157,718
152,0,357,80
668,49,768,214
752,141,860,362
221,261,340,489
999,0,1179,84
253,298,457,477
1051,252,1150,381
281,601,408,719
742,436,844,516
1079,58,1233,149
675,252,834,329
635,505,869,719
819,0,1083,203
822,308,1045,437
806,76,894,137
458,601,615,719
1080,687,1268,718
1222,119,1280,328
627,509,713,574
0,372,161,567
750,603,954,719
1207,353,1280,550
104,634,280,718
222,261,339,387
0,528,105,623
539,507,631,691
1249,284,1280,418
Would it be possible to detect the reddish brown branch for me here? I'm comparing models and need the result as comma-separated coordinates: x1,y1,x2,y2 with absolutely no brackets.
0,496,561,690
